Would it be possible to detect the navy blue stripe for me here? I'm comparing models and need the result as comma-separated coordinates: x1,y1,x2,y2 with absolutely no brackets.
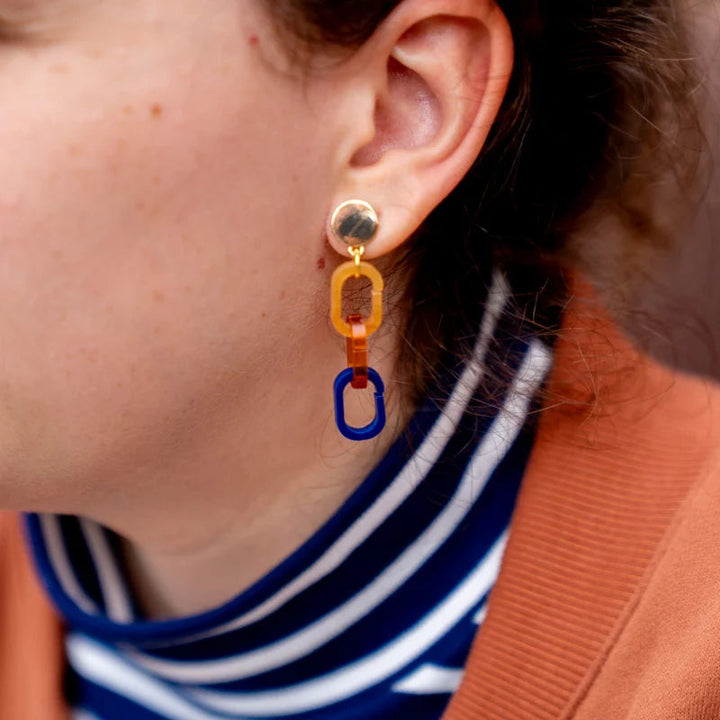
220,424,525,690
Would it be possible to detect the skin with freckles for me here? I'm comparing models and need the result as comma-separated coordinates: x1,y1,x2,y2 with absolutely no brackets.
0,0,346,499
0,0,513,616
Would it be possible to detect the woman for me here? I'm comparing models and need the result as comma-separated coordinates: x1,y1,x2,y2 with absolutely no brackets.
0,0,714,718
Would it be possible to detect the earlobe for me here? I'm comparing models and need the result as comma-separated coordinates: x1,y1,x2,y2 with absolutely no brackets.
326,0,513,260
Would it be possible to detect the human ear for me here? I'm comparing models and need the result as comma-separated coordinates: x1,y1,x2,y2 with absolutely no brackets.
325,0,513,259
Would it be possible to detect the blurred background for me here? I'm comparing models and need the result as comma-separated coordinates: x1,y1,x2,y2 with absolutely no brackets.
626,0,720,378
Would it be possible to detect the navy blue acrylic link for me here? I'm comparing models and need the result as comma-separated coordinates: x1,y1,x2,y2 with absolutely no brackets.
333,367,386,441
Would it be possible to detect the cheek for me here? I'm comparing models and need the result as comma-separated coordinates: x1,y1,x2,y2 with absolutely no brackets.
0,38,332,487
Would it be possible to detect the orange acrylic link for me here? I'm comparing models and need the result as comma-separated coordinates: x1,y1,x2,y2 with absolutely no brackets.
330,260,384,338
345,314,369,389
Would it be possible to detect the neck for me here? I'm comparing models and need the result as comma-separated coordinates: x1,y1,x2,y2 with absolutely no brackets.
89,330,407,619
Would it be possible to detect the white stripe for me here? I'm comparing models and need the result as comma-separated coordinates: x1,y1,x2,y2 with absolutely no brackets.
473,604,488,625
143,270,511,649
73,709,102,720
68,535,508,719
67,635,233,720
392,664,464,695
189,533,510,715
129,339,551,685
39,515,98,615
80,518,134,623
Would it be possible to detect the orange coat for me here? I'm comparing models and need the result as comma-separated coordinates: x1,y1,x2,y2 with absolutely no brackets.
3,294,720,719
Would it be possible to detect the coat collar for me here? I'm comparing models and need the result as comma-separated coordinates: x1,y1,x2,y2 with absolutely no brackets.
445,287,720,719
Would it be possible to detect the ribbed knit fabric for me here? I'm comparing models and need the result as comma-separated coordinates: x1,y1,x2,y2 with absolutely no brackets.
575,447,720,720
444,295,719,719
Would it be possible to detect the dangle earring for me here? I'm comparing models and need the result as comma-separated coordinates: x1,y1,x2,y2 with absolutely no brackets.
329,200,386,441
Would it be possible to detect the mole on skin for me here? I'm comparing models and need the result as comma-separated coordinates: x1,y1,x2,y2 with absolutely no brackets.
150,103,163,119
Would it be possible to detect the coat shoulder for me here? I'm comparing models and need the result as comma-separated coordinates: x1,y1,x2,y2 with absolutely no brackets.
0,512,67,720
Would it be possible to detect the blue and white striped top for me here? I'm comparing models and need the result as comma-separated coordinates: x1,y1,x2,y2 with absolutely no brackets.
25,273,552,720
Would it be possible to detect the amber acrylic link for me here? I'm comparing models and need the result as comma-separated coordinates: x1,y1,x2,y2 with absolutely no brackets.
330,260,384,338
